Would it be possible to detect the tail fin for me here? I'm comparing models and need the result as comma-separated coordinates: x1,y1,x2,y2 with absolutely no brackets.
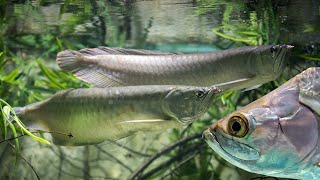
56,50,125,87
56,50,83,74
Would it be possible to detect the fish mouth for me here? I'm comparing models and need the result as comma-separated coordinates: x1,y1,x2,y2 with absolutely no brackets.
202,86,221,105
203,129,248,163
179,86,220,125
184,86,221,122
272,44,293,75
203,128,260,161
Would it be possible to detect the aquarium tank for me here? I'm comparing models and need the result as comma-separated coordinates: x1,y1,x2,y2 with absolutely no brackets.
0,0,319,179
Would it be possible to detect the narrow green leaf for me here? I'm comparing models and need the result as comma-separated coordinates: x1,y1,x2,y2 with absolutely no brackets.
3,69,19,82
235,31,259,36
13,115,51,145
7,120,19,164
0,99,51,145
3,105,10,119
300,54,320,61
37,61,65,89
0,104,7,140
55,36,64,51
213,29,257,45
0,58,8,70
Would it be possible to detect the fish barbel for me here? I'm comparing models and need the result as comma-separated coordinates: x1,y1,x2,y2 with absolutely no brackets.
56,45,292,91
14,85,219,146
203,67,320,179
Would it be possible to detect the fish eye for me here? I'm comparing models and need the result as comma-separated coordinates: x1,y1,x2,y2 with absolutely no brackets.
270,47,275,54
270,46,279,56
227,114,249,138
195,90,205,98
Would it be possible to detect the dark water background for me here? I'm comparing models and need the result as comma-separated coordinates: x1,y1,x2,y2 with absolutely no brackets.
0,0,320,179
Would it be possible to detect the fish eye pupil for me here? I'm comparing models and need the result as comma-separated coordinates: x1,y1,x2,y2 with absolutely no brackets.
195,91,204,98
227,115,249,138
232,121,241,132
270,47,275,54
270,46,279,54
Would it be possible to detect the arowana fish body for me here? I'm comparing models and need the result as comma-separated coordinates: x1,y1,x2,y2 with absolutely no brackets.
203,67,320,179
56,45,292,91
14,85,219,146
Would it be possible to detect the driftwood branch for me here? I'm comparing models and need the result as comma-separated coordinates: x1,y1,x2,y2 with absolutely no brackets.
7,141,40,180
129,133,202,180
160,150,200,180
140,142,206,179
111,141,152,157
95,145,134,173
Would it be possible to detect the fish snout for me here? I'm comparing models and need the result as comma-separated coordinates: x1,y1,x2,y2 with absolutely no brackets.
210,86,222,94
271,44,294,53
202,129,211,140
203,123,219,140
202,128,219,145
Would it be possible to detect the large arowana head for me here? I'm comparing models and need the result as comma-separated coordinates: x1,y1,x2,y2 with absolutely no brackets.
203,77,319,179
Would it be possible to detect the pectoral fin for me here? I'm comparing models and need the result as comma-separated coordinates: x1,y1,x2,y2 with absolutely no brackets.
117,119,183,133
117,119,167,124
214,78,253,91
242,84,262,92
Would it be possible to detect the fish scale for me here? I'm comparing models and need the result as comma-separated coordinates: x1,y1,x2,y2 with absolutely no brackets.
14,85,219,146
56,45,292,91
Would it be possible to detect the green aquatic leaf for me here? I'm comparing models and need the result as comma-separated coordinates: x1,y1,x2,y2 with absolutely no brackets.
0,104,7,140
1,105,20,163
235,31,259,36
213,29,257,45
300,54,320,61
3,69,19,82
37,61,65,89
56,36,64,51
0,52,8,70
0,99,51,145
7,118,20,163
210,2,278,46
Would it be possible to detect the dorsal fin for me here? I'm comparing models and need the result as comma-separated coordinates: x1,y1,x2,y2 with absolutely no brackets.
56,47,175,87
79,46,176,56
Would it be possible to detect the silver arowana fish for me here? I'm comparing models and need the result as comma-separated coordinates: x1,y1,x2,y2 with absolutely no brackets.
56,45,292,91
14,85,219,146
203,67,320,179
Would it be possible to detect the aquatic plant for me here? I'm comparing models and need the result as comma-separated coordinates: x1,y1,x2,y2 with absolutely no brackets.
196,0,279,46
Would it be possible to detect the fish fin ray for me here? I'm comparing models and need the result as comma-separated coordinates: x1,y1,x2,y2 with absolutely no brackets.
97,46,176,55
116,119,183,133
80,46,176,56
117,119,167,124
214,78,252,91
56,50,124,87
242,84,262,92
74,69,124,87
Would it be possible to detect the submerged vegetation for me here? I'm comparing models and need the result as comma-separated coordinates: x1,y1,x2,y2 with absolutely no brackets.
196,0,279,46
0,0,319,179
